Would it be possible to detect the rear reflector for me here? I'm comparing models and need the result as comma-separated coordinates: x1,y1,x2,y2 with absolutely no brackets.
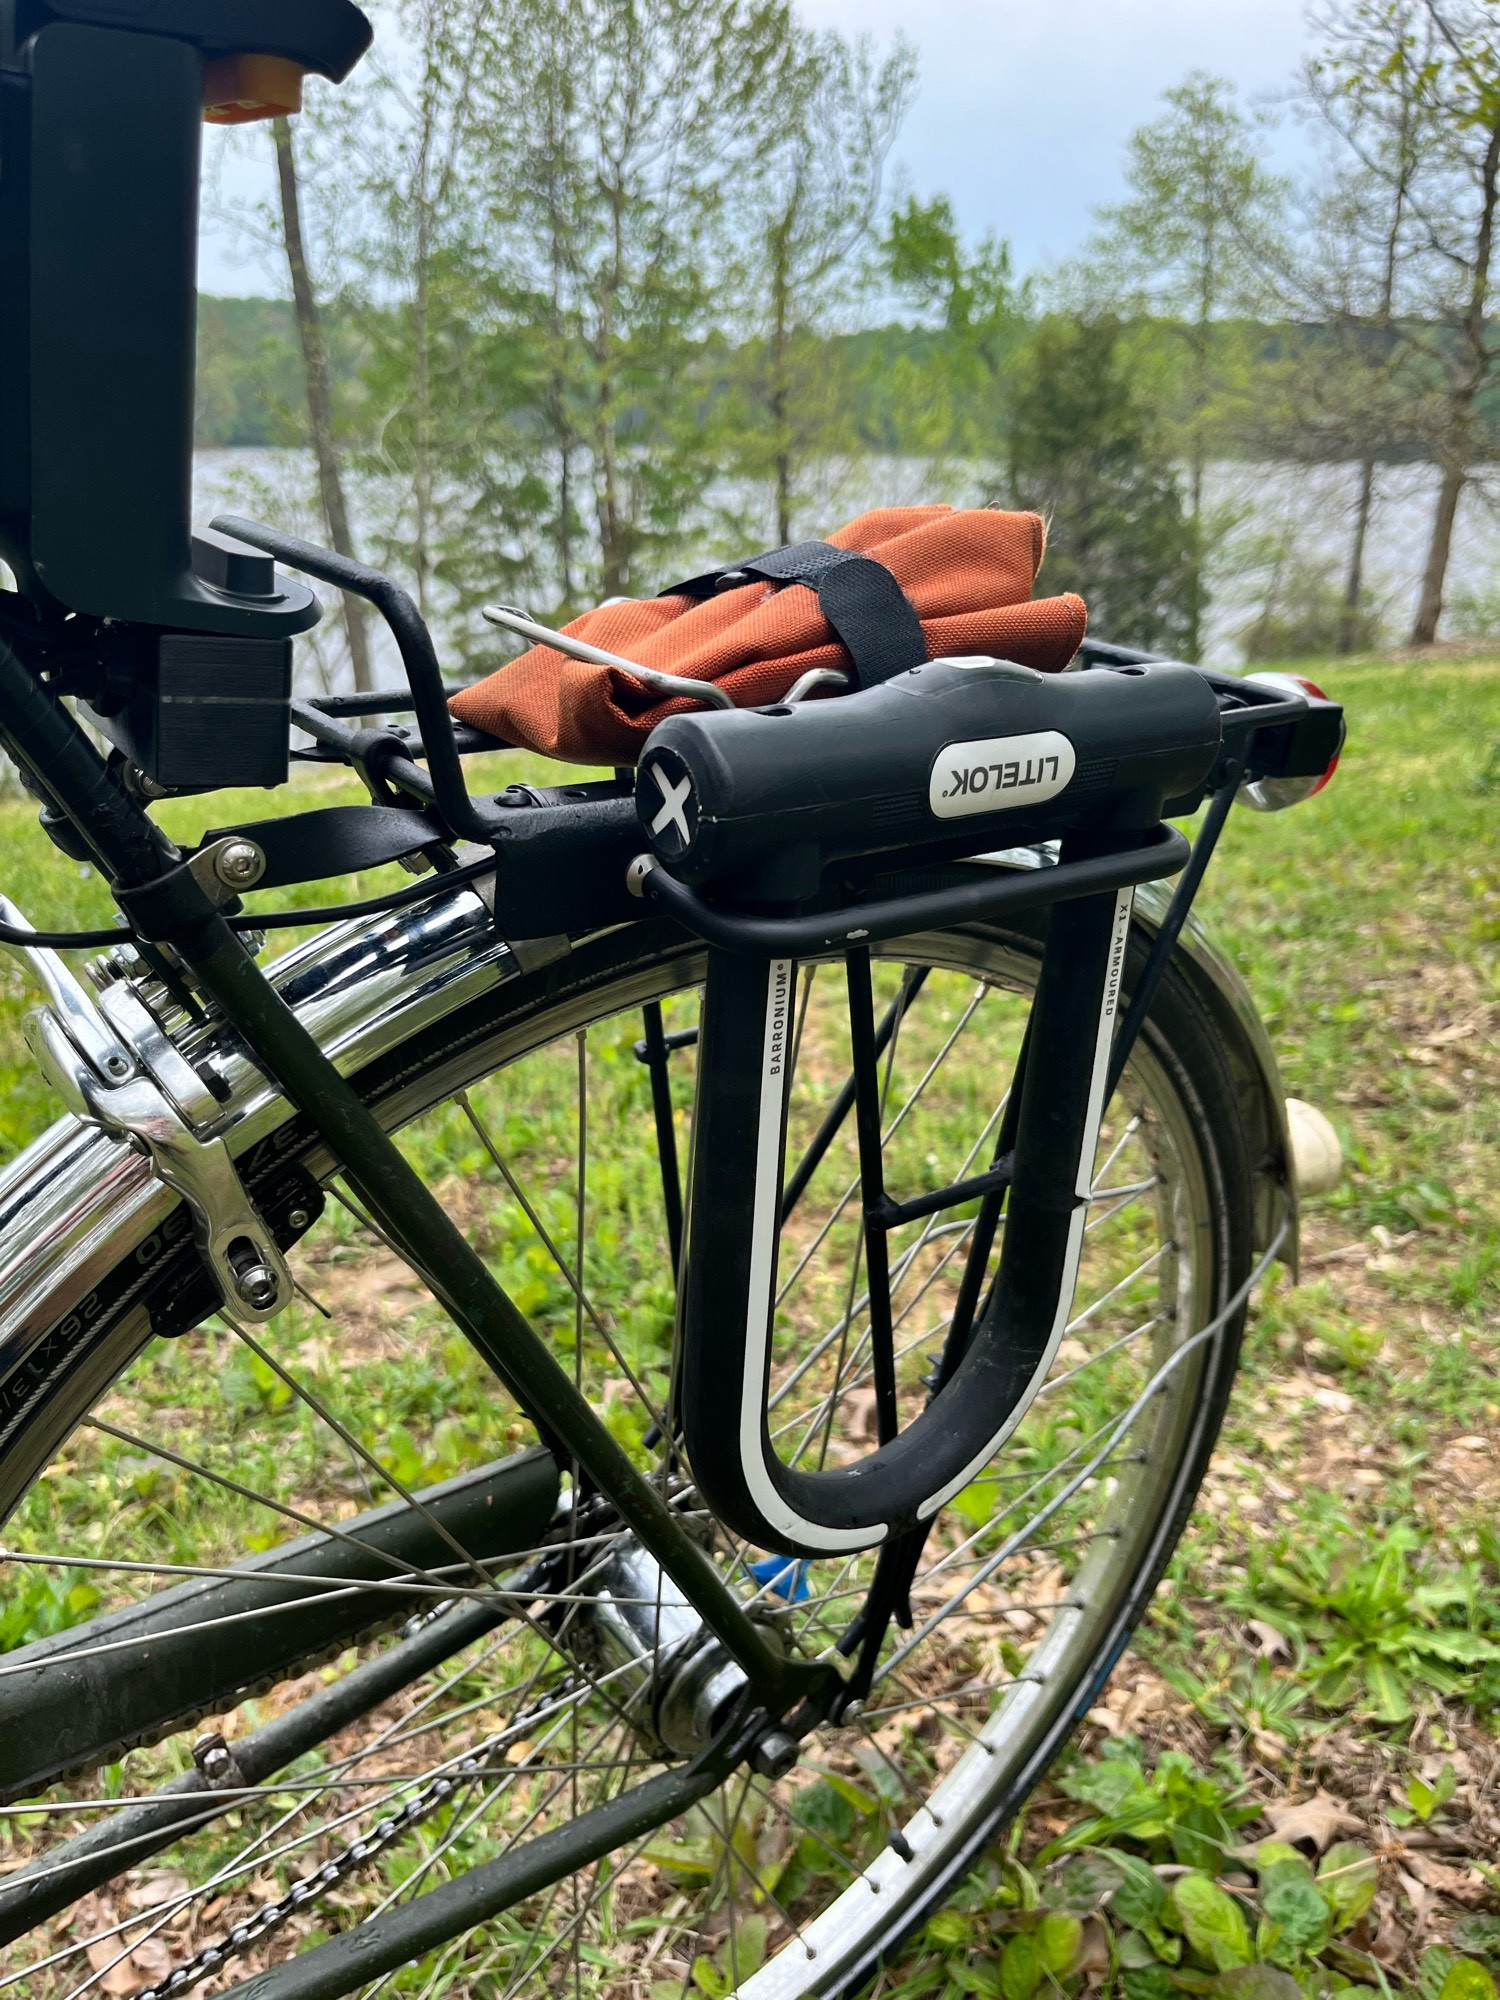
1238,672,1343,812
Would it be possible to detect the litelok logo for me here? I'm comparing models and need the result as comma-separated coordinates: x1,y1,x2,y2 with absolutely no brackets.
929,730,1076,820
643,755,695,852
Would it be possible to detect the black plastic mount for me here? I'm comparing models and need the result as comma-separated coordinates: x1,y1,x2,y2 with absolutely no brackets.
0,24,327,637
4,0,373,77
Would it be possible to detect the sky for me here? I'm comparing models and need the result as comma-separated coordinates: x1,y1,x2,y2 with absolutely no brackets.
197,0,1317,298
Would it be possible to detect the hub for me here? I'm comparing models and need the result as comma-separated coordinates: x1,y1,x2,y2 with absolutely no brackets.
566,1534,753,1759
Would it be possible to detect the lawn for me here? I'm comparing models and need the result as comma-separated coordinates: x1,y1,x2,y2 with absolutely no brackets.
0,655,1494,1997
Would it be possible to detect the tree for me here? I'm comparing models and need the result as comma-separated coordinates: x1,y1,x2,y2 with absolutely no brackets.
883,193,1025,460
1404,0,1500,643
1086,74,1289,658
474,0,796,605
1295,0,1431,650
729,30,916,545
1004,315,1198,658
272,117,374,692
1291,1,1500,645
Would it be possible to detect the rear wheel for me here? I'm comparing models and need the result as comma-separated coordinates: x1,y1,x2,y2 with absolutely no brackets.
0,912,1254,1998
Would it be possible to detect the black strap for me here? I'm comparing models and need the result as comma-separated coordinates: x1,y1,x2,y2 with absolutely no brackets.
664,540,926,691
115,807,451,942
203,806,449,889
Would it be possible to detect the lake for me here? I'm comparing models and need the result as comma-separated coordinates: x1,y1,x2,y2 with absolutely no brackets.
192,449,1500,689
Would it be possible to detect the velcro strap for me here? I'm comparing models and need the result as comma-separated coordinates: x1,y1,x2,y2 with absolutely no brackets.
665,540,927,691
202,806,448,889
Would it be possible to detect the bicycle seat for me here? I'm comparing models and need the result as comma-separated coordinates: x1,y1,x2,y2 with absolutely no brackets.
8,0,372,80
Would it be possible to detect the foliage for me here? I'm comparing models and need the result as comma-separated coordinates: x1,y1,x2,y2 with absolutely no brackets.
886,1740,1400,2000
723,28,917,544
882,192,1028,461
1003,315,1198,656
1079,72,1289,658
1229,1522,1500,1724
1239,551,1384,662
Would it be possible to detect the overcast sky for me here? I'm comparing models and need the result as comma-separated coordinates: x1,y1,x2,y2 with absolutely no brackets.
198,0,1317,298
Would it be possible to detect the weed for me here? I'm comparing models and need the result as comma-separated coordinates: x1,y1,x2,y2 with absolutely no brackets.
1233,1523,1500,1723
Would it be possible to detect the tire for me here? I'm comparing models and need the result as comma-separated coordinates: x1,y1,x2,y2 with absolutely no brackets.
0,909,1254,1999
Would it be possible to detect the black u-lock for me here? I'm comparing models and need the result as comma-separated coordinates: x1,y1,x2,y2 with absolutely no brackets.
677,884,1136,1558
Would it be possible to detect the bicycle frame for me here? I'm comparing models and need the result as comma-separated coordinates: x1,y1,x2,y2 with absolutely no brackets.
0,630,829,1730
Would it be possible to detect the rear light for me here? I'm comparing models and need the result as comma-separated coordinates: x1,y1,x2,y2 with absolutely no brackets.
203,55,307,125
1238,673,1343,812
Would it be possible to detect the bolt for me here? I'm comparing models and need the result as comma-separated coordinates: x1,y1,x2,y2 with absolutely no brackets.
839,1697,865,1724
625,855,656,900
750,1728,799,1780
287,1207,311,1233
102,1053,133,1081
192,1730,245,1790
227,1243,282,1312
214,841,266,891
234,1263,280,1311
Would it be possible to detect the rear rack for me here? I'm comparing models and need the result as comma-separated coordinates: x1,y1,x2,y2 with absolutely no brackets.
219,516,1341,848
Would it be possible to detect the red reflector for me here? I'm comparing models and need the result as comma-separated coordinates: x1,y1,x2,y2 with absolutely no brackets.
1239,672,1342,811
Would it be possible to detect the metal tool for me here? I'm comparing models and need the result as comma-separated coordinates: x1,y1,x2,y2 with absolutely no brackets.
482,603,736,711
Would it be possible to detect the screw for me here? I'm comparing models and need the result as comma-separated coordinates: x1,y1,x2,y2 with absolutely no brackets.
102,1053,133,1081
215,841,266,891
750,1728,799,1780
228,1246,281,1312
287,1207,311,1233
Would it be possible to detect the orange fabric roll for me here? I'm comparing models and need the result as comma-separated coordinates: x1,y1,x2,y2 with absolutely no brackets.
449,506,1088,766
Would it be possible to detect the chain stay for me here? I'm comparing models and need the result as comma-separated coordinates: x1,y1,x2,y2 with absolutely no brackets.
126,1677,582,2000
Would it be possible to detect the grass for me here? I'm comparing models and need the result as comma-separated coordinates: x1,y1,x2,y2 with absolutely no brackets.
0,656,1494,1995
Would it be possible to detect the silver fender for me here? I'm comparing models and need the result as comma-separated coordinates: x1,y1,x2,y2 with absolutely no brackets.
0,870,1297,1436
0,886,526,1427
1133,878,1298,1273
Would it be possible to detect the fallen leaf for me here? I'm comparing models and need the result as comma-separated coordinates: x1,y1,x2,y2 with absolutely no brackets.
1404,1855,1490,1907
1074,1915,1112,1978
1261,1790,1366,1853
1247,1619,1292,1661
842,1387,879,1444
1369,1903,1406,1963
125,1870,191,1911
1397,1867,1432,1925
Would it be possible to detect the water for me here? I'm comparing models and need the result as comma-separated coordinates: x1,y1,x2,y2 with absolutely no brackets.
193,448,1500,692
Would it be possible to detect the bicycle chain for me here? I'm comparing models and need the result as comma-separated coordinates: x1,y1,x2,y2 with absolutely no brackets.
127,1677,580,2000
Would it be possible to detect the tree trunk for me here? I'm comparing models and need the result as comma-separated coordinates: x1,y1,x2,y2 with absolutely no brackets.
1411,461,1465,645
771,303,792,545
1338,457,1376,655
273,119,373,694
1410,104,1500,646
1184,444,1204,664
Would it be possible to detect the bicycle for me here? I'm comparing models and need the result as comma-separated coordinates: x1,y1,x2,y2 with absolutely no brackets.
0,5,1346,1997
